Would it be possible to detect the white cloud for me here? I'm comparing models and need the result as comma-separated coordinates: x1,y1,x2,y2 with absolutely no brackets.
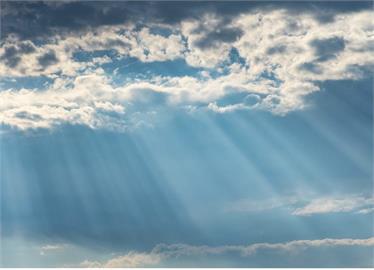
0,72,128,130
80,252,162,268
129,28,186,62
292,196,374,216
80,237,374,267
230,9,374,114
0,25,186,77
155,237,374,257
40,244,67,256
1,9,373,131
41,244,66,251
226,194,374,216
207,102,247,113
356,208,374,215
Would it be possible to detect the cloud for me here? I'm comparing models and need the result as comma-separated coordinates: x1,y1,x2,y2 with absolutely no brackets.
0,67,294,130
130,28,186,62
2,2,371,41
154,237,374,257
81,252,161,268
80,237,374,267
356,208,374,215
310,36,346,62
0,7,373,131
40,244,67,256
37,50,59,68
0,24,186,77
226,194,374,216
0,40,37,68
194,26,243,49
0,46,21,68
41,244,65,251
292,196,374,216
207,102,248,114
0,71,130,130
224,196,298,213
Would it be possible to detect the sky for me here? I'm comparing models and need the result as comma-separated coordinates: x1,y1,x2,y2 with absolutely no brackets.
0,0,373,267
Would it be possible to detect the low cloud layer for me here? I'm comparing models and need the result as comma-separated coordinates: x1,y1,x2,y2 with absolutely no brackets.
80,237,374,267
81,252,161,268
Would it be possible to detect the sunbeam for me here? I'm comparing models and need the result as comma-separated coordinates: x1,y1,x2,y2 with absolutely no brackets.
1,1,373,267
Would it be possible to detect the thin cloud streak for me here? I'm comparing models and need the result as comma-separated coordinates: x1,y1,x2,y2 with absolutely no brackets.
80,237,374,267
225,195,374,216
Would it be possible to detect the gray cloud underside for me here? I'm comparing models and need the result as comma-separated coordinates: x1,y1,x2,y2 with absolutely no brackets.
1,1,370,40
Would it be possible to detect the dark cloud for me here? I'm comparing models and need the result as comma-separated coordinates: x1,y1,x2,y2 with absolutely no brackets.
1,1,371,41
351,40,374,53
1,1,134,40
310,37,346,62
18,41,36,54
0,40,37,68
37,50,58,68
14,111,44,121
267,45,287,55
105,38,131,48
194,27,244,49
299,62,323,74
0,46,21,67
297,36,347,74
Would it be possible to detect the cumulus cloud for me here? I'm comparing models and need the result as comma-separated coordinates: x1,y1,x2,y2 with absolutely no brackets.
80,237,374,267
0,7,373,131
130,28,186,62
0,71,129,130
0,67,293,130
0,25,186,77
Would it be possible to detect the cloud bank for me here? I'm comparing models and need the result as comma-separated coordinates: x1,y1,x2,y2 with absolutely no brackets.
0,3,373,131
80,237,374,267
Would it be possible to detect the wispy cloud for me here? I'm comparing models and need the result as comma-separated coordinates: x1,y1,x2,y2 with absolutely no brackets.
226,195,374,216
39,244,67,256
224,196,298,213
80,237,374,267
81,252,161,268
356,208,374,215
292,197,374,216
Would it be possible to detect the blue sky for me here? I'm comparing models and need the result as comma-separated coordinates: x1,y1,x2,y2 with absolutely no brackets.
0,1,373,267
